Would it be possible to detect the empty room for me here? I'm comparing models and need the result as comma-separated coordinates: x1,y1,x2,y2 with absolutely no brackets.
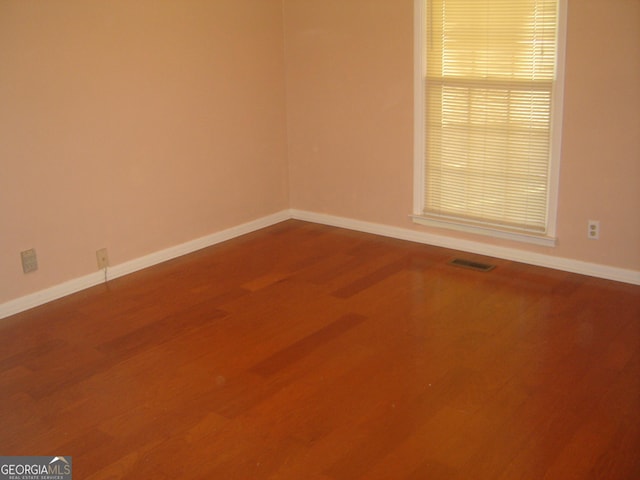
1,0,639,478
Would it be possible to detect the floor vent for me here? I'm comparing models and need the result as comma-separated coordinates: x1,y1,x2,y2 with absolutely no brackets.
449,258,496,272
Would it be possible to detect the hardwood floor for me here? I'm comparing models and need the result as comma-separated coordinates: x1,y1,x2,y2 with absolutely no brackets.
1,220,639,479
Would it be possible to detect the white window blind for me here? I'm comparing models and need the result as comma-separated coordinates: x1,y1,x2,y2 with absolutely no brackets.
421,0,560,235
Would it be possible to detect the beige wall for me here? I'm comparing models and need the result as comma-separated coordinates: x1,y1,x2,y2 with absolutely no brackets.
285,0,414,225
0,0,288,304
285,0,640,270
1,0,638,306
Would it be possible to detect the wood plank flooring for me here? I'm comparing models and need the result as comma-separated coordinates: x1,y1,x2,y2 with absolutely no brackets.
1,220,639,479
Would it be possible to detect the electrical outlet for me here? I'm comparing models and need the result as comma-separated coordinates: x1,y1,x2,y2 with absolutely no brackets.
21,248,38,274
588,220,600,240
96,248,109,269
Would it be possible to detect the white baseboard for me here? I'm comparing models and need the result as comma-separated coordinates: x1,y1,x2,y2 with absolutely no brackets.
2,208,638,320
0,272,108,320
0,210,290,320
106,210,290,282
290,209,640,286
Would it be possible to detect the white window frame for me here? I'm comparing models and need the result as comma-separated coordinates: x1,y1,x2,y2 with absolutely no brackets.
412,0,568,247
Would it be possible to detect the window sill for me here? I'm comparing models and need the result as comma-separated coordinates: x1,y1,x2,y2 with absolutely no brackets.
411,214,557,248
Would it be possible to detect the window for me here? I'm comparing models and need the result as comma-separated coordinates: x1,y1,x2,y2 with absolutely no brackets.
413,0,566,246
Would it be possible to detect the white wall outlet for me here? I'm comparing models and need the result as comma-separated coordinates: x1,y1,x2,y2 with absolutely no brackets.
21,248,38,273
588,220,600,240
96,248,109,269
